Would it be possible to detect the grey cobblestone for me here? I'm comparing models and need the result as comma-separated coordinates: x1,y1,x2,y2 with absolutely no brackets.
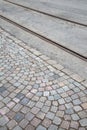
25,112,34,121
46,112,55,120
0,29,87,129
36,125,46,130
79,118,87,127
0,116,9,126
48,124,58,130
13,126,23,130
41,106,50,113
14,112,24,122
53,116,62,125
20,97,29,105
7,120,17,129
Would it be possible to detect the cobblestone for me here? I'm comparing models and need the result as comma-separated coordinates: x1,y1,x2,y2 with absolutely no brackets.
31,117,41,127
70,121,79,129
14,112,24,122
46,112,55,120
19,119,29,128
0,29,87,129
53,116,62,125
48,124,58,130
61,121,70,129
7,120,17,129
0,116,9,126
36,111,45,120
20,97,29,105
42,118,51,128
71,113,80,120
25,112,34,121
41,105,50,113
13,126,22,130
79,118,87,127
36,125,46,130
25,124,35,130
56,110,64,117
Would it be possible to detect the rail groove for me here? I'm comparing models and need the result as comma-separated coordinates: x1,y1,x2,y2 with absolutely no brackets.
4,0,87,27
0,15,87,62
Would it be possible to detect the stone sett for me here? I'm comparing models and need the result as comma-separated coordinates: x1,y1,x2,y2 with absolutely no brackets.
70,121,79,129
7,120,17,129
31,107,40,114
31,117,41,127
61,120,70,129
42,118,52,128
25,112,34,121
0,29,87,130
53,116,62,125
46,112,55,120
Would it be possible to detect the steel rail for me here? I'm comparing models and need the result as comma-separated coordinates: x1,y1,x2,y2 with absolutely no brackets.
0,15,87,62
4,0,87,27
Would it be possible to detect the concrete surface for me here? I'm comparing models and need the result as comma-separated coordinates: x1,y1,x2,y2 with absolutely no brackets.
0,0,87,57
4,0,87,25
0,18,87,79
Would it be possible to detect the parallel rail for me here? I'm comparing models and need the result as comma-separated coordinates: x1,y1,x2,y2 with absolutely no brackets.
0,15,87,62
4,0,87,27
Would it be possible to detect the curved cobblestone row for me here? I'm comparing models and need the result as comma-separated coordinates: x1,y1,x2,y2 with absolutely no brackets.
0,28,87,130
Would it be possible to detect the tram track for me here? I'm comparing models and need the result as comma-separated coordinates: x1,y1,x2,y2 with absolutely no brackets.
0,14,87,62
4,0,87,27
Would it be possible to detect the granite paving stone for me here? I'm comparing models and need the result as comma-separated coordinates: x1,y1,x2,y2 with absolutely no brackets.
0,126,8,130
0,116,9,126
0,107,10,115
25,112,34,121
42,118,52,128
58,98,65,104
36,125,46,130
71,113,80,120
0,102,4,108
65,108,74,114
73,99,82,105
70,121,79,129
25,124,35,130
79,118,87,127
56,110,64,117
6,111,16,119
41,105,50,113
7,120,17,129
0,87,6,93
51,106,57,113
64,114,71,121
46,112,55,120
35,101,44,108
13,104,23,112
30,117,41,127
0,29,87,129
13,126,23,130
73,106,82,112
14,112,24,122
15,93,24,100
31,107,40,114
81,103,87,109
61,121,70,129
19,119,29,128
78,111,87,118
48,124,58,130
20,97,29,105
36,111,45,120
53,116,62,125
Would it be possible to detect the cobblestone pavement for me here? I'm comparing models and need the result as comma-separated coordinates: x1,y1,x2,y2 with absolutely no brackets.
0,28,87,130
